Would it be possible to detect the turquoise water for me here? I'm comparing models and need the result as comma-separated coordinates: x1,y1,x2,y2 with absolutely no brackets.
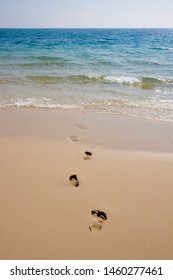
0,28,173,121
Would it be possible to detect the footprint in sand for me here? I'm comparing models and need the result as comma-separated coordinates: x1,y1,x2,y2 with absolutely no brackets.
83,151,92,160
76,123,88,130
68,135,80,143
69,174,79,187
89,210,107,231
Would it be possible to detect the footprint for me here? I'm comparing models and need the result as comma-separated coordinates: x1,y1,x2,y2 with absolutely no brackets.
69,174,79,187
83,151,92,160
68,135,80,143
76,123,87,130
89,210,107,231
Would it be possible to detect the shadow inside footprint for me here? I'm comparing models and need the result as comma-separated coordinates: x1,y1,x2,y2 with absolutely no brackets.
89,210,107,231
91,210,107,220
83,151,92,160
69,174,79,187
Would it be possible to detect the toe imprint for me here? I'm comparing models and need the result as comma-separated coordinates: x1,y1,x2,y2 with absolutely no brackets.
91,210,107,221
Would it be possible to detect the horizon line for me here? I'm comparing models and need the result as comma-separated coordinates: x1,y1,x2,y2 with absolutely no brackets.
0,27,173,29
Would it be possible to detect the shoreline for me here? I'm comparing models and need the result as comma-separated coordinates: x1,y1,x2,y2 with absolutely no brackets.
0,109,173,259
0,109,173,153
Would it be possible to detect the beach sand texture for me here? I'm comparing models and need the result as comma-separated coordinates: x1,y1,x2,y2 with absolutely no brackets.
0,110,173,260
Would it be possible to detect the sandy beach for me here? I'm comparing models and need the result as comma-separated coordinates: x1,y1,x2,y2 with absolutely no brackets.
0,110,173,260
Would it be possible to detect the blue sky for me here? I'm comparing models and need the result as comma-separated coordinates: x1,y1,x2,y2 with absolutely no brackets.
0,0,173,28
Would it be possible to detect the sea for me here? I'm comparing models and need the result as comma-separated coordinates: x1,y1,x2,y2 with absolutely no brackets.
0,28,173,121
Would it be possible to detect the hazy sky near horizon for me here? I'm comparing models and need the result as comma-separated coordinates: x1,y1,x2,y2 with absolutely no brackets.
0,0,173,28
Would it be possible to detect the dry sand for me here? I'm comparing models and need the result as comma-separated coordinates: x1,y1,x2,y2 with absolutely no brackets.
0,110,173,260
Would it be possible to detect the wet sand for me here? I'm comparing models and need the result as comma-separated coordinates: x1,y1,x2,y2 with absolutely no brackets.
0,110,173,260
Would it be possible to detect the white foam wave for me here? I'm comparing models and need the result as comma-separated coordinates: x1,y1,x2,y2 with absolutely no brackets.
104,76,141,85
85,74,141,85
161,47,173,51
1,98,81,110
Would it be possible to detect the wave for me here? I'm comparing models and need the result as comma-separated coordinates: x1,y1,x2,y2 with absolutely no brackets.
132,60,162,66
0,62,66,68
1,98,81,110
149,46,173,51
26,74,142,86
0,60,88,69
19,61,66,67
35,56,65,61
140,77,166,89
27,76,63,84
1,74,173,89
27,74,173,87
0,77,26,84
103,75,141,85
1,97,172,122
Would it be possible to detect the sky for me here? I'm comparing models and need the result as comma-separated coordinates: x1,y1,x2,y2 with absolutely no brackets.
0,0,173,28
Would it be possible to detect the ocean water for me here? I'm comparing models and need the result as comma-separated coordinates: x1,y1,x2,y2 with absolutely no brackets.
0,28,173,121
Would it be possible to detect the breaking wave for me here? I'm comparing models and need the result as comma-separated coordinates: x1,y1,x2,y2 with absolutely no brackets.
1,74,172,90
